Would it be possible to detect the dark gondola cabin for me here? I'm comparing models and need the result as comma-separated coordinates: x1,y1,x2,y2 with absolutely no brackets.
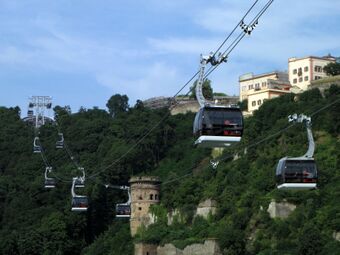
33,145,41,153
44,178,56,188
55,141,64,149
55,133,64,149
116,204,131,218
71,196,88,212
276,157,317,190
74,178,85,188
193,106,243,147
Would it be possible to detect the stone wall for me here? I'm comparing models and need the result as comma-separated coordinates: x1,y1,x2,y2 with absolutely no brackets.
333,232,340,242
267,199,296,219
134,243,158,255
171,100,199,115
130,176,161,236
157,239,222,255
195,199,217,219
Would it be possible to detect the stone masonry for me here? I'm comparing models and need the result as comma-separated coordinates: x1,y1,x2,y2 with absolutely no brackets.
130,176,161,236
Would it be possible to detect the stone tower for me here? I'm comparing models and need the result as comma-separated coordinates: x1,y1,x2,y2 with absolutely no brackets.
129,176,161,236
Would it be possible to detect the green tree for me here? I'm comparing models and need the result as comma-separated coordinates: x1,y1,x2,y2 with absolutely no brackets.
323,62,340,76
238,99,248,111
298,223,325,255
189,79,213,100
106,94,129,117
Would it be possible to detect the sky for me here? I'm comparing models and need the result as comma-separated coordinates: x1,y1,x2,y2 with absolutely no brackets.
0,0,339,115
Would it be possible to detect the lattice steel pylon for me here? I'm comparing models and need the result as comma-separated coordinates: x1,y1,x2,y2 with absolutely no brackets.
26,96,54,128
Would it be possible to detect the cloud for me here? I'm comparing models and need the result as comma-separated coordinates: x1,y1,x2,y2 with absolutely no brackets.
1,0,339,110
96,62,182,102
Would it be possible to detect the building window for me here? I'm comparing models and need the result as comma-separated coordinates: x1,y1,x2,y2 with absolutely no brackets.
304,66,308,72
257,100,262,106
242,86,247,91
314,65,322,72
293,69,297,74
139,195,143,200
298,67,302,76
155,194,158,200
252,101,256,106
150,194,153,200
261,82,267,87
315,76,322,80
299,77,303,82
293,78,297,84
304,76,309,81
248,84,254,90
138,207,142,211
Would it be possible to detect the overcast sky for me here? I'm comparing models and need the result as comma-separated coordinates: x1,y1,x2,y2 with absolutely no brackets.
1,0,339,114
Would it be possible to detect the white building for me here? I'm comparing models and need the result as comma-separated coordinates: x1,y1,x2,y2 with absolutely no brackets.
239,71,291,115
288,55,336,92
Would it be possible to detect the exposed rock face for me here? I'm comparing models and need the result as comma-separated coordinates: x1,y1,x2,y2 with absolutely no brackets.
134,243,158,255
267,200,296,219
167,209,183,226
157,243,183,255
157,239,222,255
333,232,340,242
195,199,217,219
170,100,199,115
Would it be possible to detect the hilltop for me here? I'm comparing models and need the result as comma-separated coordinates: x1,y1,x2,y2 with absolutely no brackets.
0,86,339,255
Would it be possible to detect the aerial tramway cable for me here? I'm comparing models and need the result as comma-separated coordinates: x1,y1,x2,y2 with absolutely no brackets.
43,0,274,182
152,96,340,188
87,0,273,179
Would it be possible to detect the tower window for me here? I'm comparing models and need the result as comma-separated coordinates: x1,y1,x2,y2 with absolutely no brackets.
138,207,142,211
155,194,158,200
150,194,153,200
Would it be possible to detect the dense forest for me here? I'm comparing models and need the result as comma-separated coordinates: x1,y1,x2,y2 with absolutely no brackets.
0,86,339,255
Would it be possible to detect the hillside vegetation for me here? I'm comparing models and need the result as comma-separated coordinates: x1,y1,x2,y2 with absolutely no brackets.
0,86,339,255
